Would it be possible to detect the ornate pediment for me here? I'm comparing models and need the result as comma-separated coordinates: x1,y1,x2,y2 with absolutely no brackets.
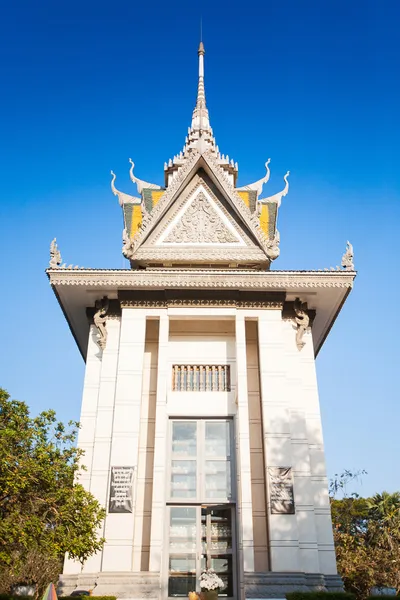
122,159,274,268
127,167,270,267
159,188,245,246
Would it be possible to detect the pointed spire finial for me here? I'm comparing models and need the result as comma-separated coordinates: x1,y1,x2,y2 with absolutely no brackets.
196,41,206,110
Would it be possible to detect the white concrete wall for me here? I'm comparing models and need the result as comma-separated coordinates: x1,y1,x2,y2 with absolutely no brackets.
256,310,336,575
101,309,147,572
64,308,336,580
281,318,336,574
64,319,121,575
166,318,236,417
133,320,159,571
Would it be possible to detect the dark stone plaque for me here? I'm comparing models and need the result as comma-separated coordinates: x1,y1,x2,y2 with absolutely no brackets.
268,467,295,514
108,466,135,513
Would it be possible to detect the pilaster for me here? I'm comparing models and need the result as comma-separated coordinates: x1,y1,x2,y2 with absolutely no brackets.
257,311,300,572
133,320,159,571
235,314,255,589
282,319,336,575
101,309,147,572
83,317,121,574
63,324,103,576
149,312,169,577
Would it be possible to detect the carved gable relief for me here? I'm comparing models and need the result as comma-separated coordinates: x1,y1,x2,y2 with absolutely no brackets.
157,185,246,247
164,191,238,244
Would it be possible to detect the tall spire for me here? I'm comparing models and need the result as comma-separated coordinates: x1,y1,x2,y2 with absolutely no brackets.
164,41,239,187
196,42,206,108
192,41,210,133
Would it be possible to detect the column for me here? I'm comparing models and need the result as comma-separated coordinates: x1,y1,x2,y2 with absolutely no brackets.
257,311,300,572
235,314,255,577
282,319,336,575
149,312,169,573
63,324,103,576
132,320,159,571
82,317,121,573
101,308,147,572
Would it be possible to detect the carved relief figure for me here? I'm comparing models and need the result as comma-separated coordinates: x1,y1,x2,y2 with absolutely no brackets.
341,241,354,271
49,238,62,268
165,193,238,244
294,297,310,351
93,297,109,350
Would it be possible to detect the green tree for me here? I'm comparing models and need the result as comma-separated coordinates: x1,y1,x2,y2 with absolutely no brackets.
330,471,400,599
0,388,105,594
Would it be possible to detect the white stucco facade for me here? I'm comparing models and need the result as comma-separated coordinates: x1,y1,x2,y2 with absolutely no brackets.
58,306,347,599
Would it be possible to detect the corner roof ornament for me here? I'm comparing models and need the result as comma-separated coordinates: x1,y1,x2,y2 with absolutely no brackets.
129,158,162,195
341,241,355,271
238,159,271,196
259,171,290,207
110,170,141,206
49,237,62,268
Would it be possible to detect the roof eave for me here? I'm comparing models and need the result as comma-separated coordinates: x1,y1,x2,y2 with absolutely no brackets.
47,268,356,361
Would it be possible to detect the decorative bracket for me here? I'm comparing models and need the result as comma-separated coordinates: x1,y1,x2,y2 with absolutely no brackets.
93,296,109,350
293,297,310,351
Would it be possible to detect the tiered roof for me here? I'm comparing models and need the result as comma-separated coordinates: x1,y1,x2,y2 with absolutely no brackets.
47,42,356,361
110,43,290,270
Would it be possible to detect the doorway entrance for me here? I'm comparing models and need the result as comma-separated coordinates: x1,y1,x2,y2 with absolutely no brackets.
167,505,236,598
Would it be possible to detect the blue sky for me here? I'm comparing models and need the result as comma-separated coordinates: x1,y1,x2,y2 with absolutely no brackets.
0,0,399,497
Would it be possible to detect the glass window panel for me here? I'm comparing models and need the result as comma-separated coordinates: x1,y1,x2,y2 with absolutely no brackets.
205,422,230,458
172,422,197,457
210,556,233,597
169,555,196,573
199,555,233,596
169,507,197,552
168,555,196,597
168,575,196,598
171,460,197,498
205,460,231,498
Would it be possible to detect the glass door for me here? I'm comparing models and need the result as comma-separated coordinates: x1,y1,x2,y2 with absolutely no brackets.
167,505,235,598
167,420,236,598
168,506,197,597
201,506,234,597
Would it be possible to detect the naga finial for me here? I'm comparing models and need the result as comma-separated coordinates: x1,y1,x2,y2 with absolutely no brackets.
266,229,280,261
341,240,355,271
110,170,120,203
237,158,271,197
129,158,161,195
110,170,139,206
49,237,62,268
259,170,290,207
122,227,135,260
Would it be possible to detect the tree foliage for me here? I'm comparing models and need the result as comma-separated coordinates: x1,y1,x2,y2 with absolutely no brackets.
0,388,105,593
330,471,400,600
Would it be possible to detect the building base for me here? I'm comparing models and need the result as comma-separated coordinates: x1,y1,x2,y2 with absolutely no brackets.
59,571,343,599
58,572,160,599
244,572,344,598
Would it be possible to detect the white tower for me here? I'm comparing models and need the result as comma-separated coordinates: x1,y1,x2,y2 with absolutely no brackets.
49,42,355,600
